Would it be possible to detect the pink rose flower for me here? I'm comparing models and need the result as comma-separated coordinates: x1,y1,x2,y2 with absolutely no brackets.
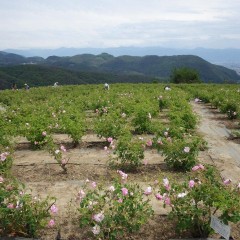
42,131,47,136
118,198,123,203
164,197,171,205
223,179,232,185
192,165,200,171
60,145,66,152
48,219,55,227
93,212,105,222
77,189,85,201
122,187,128,196
144,186,152,195
91,181,97,188
107,137,113,143
198,164,204,170
50,204,58,214
7,203,14,209
146,139,152,147
117,170,128,180
155,193,163,200
189,180,195,188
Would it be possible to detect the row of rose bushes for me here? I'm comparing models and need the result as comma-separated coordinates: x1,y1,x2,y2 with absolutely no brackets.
0,84,239,238
0,84,203,172
178,84,240,120
1,157,240,238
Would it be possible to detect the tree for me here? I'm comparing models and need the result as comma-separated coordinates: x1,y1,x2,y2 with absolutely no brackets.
170,67,202,84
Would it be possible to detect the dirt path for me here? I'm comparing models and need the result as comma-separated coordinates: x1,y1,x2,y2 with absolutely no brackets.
192,102,240,184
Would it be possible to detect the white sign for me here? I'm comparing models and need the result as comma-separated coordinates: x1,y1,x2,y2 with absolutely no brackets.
210,215,231,240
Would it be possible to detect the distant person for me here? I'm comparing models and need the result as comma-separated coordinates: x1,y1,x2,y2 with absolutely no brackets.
104,83,110,90
164,85,171,91
54,82,59,87
24,83,30,90
12,83,17,90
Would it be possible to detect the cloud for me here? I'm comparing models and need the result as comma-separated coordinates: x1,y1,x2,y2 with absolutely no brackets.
0,0,239,49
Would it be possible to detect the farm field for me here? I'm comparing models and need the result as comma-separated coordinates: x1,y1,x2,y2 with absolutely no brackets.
0,83,240,240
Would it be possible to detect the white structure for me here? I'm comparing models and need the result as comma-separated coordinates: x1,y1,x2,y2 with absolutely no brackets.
54,82,59,87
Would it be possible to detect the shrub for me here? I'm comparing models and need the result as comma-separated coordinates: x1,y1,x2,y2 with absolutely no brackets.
161,137,200,171
0,177,57,237
0,147,13,174
155,165,240,237
77,173,153,239
111,135,145,171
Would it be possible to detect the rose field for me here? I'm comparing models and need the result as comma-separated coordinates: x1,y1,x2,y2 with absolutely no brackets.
0,83,240,240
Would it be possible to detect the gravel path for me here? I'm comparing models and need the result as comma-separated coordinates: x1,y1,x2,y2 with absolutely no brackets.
192,102,240,184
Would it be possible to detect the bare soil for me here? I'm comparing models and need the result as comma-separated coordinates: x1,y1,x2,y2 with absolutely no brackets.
9,102,240,239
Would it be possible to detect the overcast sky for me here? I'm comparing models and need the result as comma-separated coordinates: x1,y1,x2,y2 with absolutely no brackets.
0,0,240,50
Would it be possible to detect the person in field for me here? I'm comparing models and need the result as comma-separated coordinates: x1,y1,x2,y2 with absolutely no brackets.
12,83,17,90
104,83,110,90
24,83,30,90
164,85,171,91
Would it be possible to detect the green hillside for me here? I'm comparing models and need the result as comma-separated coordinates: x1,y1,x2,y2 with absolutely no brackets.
43,54,240,83
0,65,157,90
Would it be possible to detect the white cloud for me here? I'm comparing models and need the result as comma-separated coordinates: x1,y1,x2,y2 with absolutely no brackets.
0,0,239,49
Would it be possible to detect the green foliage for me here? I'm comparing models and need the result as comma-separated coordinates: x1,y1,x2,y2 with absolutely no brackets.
94,111,129,139
0,147,13,174
156,166,240,237
161,137,200,171
77,176,153,239
0,177,56,237
170,67,202,84
111,135,145,171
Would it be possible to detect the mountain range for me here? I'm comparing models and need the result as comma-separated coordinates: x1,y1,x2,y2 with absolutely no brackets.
0,50,240,90
4,47,240,65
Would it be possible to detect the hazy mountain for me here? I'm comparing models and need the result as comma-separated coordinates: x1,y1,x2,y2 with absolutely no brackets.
3,47,240,65
0,51,239,88
42,53,240,83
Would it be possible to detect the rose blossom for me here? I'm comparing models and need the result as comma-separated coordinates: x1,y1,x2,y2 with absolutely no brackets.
223,179,232,185
7,203,14,209
92,225,100,235
50,204,58,214
177,192,187,198
117,170,128,180
42,131,47,136
189,180,195,188
60,145,66,152
144,186,152,195
93,212,104,222
155,193,163,200
122,187,128,196
164,197,171,205
48,219,55,227
184,147,190,153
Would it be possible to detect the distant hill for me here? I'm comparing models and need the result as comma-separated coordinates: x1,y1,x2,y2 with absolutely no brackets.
4,47,240,64
0,51,239,88
0,65,155,90
42,53,240,83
